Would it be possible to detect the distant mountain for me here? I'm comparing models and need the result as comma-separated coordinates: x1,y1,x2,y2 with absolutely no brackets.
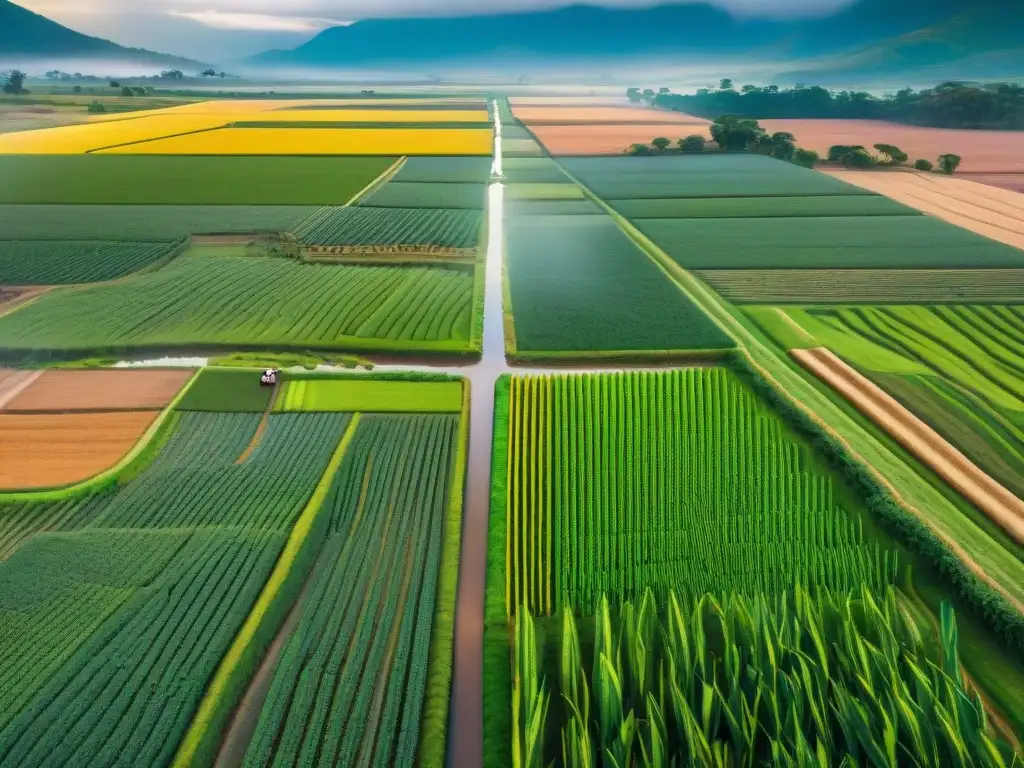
0,0,206,70
245,0,1021,82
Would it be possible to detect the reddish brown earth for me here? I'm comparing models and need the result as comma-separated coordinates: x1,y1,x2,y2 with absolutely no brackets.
1,369,193,412
529,123,712,155
0,411,158,489
760,118,1024,173
512,105,709,125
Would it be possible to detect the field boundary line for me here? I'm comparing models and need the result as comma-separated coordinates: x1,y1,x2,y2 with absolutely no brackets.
84,123,231,154
774,307,817,345
0,370,43,410
0,288,48,320
234,383,280,465
345,155,407,205
0,367,200,502
173,413,362,768
795,347,1024,544
418,382,470,768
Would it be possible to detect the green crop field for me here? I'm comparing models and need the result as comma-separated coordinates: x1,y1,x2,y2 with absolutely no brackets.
0,205,321,242
610,194,918,218
0,240,177,284
0,256,474,355
294,206,483,249
505,213,734,356
559,154,866,199
391,156,493,183
0,156,396,205
176,368,274,413
503,183,583,200
637,215,1024,270
501,138,544,157
245,414,458,767
276,379,463,412
0,411,350,762
503,198,603,216
501,158,568,183
359,181,487,209
765,304,1024,499
698,268,1024,303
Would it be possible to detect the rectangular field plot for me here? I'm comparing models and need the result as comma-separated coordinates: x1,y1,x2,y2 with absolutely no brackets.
358,181,487,209
639,215,1024,269
0,240,178,284
504,183,583,200
503,198,603,216
242,414,459,767
505,214,733,356
175,368,274,413
0,156,396,205
1,369,192,412
0,257,475,355
276,379,463,412
0,114,229,154
294,206,483,249
611,194,918,219
96,127,493,156
559,153,865,199
699,268,1024,303
391,156,493,183
500,157,568,184
0,205,322,242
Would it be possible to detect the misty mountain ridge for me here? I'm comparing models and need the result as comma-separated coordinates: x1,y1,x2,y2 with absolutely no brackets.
0,0,206,70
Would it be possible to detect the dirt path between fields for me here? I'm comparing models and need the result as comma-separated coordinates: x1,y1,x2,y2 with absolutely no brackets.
235,384,279,465
0,370,44,411
794,348,1024,546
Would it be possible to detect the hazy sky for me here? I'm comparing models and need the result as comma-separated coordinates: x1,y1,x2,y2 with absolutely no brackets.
16,0,858,61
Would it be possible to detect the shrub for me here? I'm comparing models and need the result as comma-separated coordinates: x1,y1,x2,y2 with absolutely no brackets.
874,143,908,165
938,153,962,174
792,148,819,168
842,148,876,168
651,137,671,152
828,144,865,162
914,158,934,171
86,100,106,114
678,134,706,152
626,143,651,155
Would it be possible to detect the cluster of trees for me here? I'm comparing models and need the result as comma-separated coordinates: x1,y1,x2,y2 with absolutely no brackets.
2,70,28,95
628,80,1024,130
827,143,962,174
626,134,708,155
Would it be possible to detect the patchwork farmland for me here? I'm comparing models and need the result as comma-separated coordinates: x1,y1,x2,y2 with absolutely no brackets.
0,88,1022,768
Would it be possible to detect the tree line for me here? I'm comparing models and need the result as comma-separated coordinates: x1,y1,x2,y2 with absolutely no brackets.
628,80,1024,130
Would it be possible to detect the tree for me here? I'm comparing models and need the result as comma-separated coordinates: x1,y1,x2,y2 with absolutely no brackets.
765,84,780,95
827,144,865,162
679,135,706,152
109,80,120,88
914,158,934,171
626,87,642,102
768,131,796,161
2,70,27,95
842,148,875,168
87,100,107,114
710,116,766,152
72,85,83,94
792,148,819,168
874,143,908,165
627,143,651,156
642,88,655,101
218,72,227,78
658,87,670,95
160,69,185,80
201,69,217,77
651,137,672,152
121,86,134,97
719,78,734,91
741,84,759,94
133,87,146,96
938,153,962,174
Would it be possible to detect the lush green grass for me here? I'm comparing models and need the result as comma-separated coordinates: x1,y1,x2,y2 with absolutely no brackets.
275,379,463,413
0,257,474,355
243,414,458,767
611,194,919,218
175,368,274,413
500,157,567,183
505,214,733,355
559,153,866,199
744,306,818,350
0,240,177,284
0,205,322,242
503,183,583,200
638,216,1024,270
391,156,493,183
0,156,396,205
294,206,483,248
698,268,1024,303
359,181,487,209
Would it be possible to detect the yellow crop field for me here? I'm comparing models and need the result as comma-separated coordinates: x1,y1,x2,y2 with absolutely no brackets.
96,127,494,155
0,115,229,153
231,109,490,123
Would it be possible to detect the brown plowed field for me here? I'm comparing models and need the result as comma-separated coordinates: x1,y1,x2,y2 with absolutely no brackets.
794,347,1024,544
759,119,1024,173
529,123,712,155
512,106,709,125
822,170,1024,250
958,174,1024,193
0,411,157,489
1,369,194,412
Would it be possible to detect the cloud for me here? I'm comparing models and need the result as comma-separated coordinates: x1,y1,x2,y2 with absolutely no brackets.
167,10,352,32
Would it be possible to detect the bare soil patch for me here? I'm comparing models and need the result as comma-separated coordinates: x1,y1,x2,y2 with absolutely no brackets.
530,123,712,155
513,106,709,125
0,104,87,134
823,170,1024,250
959,174,1024,193
0,411,157,489
2,369,193,412
794,347,1024,544
759,119,1024,173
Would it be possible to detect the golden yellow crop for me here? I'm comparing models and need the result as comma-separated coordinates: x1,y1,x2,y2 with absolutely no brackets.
0,115,229,153
96,127,494,156
231,109,490,123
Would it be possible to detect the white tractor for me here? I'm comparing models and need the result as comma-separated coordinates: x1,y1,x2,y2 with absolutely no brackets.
259,368,278,387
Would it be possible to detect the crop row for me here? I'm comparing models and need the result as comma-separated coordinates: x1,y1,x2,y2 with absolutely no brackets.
501,157,567,184
0,240,177,285
637,215,1024,270
503,369,896,616
359,181,488,209
699,268,1024,303
610,193,917,219
511,587,1017,767
505,213,733,355
276,379,464,413
245,414,458,767
0,256,474,353
391,156,493,183
293,206,483,249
